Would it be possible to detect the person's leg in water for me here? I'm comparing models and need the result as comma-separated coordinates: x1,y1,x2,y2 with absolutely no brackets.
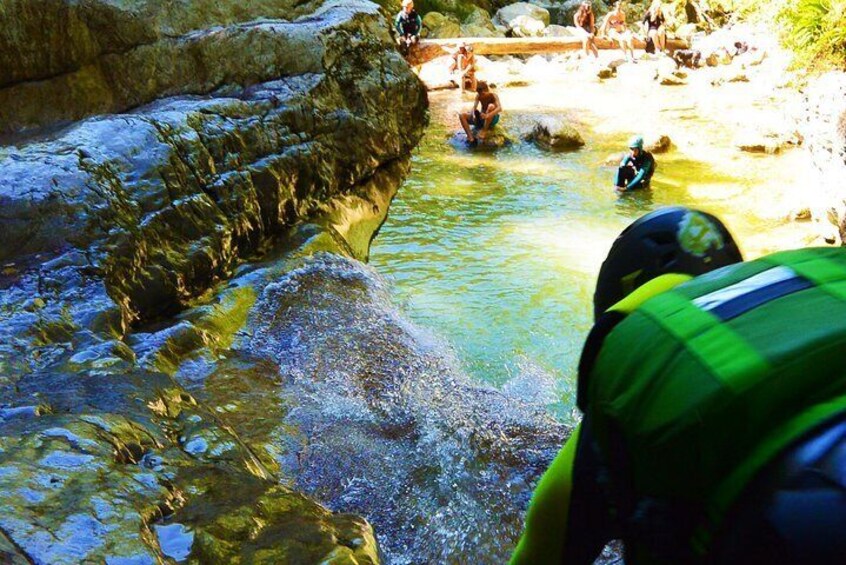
614,165,636,190
459,111,477,145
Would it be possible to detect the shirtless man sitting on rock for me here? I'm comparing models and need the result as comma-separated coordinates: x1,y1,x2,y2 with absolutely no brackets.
459,81,502,147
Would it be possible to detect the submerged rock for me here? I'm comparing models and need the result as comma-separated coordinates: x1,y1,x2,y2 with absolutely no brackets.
450,130,515,149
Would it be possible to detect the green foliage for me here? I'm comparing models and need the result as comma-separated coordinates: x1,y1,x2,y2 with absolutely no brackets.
729,0,846,71
780,0,846,70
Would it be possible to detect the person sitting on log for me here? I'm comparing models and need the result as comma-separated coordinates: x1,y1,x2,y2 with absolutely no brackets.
574,2,599,59
642,0,667,54
600,1,636,62
395,0,422,55
459,81,501,147
449,43,477,92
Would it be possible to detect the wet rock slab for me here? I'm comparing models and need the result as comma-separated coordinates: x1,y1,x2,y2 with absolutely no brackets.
0,0,428,562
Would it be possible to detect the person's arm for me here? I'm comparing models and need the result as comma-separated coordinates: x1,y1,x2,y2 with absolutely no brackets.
573,11,580,28
627,154,654,189
395,13,403,35
510,425,582,564
511,419,615,565
589,12,595,34
472,94,481,113
483,93,502,118
414,12,422,36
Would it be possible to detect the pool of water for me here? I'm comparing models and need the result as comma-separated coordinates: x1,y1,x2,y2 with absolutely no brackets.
370,80,812,418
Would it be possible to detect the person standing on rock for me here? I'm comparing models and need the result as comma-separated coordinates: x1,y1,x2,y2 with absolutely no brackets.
395,0,422,55
600,1,636,62
459,81,502,147
614,136,655,192
574,2,599,59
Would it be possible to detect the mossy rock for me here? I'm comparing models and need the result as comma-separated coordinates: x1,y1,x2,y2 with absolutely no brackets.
423,12,462,38
524,117,585,151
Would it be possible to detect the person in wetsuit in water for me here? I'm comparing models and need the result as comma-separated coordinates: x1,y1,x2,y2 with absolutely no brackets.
614,136,655,192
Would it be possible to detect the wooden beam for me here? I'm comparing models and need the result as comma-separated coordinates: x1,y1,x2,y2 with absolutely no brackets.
406,37,690,66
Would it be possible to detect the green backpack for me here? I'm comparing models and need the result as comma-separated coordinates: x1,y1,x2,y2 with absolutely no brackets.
585,247,846,556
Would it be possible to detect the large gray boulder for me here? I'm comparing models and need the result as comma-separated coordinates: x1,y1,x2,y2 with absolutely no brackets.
0,0,381,135
494,2,551,29
423,11,462,38
0,1,428,562
510,14,547,37
462,6,505,37
543,24,577,37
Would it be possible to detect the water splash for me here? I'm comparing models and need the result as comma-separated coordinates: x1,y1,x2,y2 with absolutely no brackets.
247,254,568,564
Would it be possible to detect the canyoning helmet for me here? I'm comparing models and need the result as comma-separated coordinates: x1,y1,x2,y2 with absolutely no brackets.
593,206,743,319
629,135,645,150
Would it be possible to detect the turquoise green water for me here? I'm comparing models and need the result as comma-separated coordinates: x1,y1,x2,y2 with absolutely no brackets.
370,89,806,415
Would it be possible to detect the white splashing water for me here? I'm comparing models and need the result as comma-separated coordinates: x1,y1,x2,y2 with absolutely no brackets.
246,254,570,564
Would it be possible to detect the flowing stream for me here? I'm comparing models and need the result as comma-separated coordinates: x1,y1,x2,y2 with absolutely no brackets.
370,71,815,424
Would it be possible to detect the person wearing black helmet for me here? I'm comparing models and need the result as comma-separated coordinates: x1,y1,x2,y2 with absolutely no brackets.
615,136,656,193
511,206,846,564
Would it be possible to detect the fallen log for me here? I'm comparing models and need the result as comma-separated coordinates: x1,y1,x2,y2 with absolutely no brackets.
407,36,690,66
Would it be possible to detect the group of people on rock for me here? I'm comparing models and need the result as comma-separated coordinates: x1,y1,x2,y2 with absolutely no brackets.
575,0,668,62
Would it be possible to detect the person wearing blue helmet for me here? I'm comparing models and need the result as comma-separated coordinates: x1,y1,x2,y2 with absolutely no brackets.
614,135,656,192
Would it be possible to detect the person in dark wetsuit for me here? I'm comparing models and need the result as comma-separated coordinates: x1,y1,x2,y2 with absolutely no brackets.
395,0,422,54
573,2,599,59
458,81,502,146
614,135,655,192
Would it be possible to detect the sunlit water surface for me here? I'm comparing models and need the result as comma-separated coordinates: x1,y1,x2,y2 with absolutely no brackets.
371,81,813,420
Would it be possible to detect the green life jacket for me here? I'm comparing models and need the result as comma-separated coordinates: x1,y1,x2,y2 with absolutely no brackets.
586,247,846,557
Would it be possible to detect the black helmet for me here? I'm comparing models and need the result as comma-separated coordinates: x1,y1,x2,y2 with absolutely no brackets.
593,207,742,319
